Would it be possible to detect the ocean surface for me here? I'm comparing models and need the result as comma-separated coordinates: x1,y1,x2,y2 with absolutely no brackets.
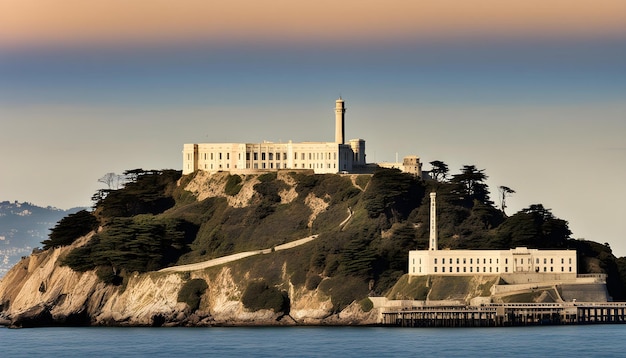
2,325,625,357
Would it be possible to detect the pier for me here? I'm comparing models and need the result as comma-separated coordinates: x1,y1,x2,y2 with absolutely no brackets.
382,303,626,327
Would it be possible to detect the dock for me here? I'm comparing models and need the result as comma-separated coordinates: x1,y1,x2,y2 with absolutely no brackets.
382,302,626,327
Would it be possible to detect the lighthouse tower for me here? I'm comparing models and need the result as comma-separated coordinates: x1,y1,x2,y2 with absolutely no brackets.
429,192,438,251
335,97,346,144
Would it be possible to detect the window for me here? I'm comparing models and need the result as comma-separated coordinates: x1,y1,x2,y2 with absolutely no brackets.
536,258,539,264
211,153,214,160
469,267,472,272
442,267,445,272
262,153,266,160
569,267,572,272
544,267,547,272
544,258,547,264
561,267,564,272
434,258,437,264
551,267,553,272
442,258,445,264
412,259,415,264
246,153,250,161
505,258,508,264
254,153,258,160
505,267,508,272
456,267,460,272
457,258,460,264
434,267,437,273
463,258,466,264
483,267,486,273
227,153,230,160
269,153,273,160
561,258,564,264
219,153,222,160
283,153,287,160
569,258,572,264
470,258,473,264
551,258,554,264
262,163,266,169
463,267,466,272
294,152,298,160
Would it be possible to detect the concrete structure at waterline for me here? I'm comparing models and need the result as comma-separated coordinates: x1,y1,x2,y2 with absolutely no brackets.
183,98,422,176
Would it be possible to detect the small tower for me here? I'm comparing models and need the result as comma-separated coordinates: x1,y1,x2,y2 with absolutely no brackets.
335,97,346,144
429,192,438,251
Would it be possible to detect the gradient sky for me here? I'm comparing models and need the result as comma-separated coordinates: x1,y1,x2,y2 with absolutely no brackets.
1,1,625,255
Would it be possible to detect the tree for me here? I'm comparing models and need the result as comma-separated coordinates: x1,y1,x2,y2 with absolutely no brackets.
498,186,516,215
429,160,449,182
98,173,118,189
450,165,491,205
42,210,99,249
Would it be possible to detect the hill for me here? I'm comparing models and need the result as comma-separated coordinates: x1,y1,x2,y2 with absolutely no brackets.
0,201,83,277
1,167,625,327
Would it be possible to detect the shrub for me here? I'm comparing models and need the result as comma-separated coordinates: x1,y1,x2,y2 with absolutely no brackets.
224,175,243,196
241,280,289,313
178,278,208,311
358,298,373,312
305,275,322,290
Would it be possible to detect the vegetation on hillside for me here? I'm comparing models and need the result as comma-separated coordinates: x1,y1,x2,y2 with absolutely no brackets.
42,164,626,308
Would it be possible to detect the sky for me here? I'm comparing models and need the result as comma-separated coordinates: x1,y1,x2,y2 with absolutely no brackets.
1,1,625,254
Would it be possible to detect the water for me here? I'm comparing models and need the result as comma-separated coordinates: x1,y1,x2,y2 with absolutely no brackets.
1,325,625,357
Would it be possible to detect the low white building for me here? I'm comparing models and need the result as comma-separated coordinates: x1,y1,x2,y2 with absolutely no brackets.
183,98,366,175
408,192,577,279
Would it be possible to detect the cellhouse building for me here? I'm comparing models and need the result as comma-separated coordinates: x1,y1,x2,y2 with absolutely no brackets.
182,98,366,175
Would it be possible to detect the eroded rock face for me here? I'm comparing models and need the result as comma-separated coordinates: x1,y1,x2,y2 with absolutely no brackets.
0,236,376,327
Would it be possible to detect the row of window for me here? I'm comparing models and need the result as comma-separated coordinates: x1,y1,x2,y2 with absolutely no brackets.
201,163,338,170
505,257,572,265
431,257,574,265
433,266,499,273
197,152,340,162
422,266,574,274
434,258,498,265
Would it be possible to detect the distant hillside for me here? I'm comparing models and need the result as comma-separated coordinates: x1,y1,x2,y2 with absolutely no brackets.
0,201,83,276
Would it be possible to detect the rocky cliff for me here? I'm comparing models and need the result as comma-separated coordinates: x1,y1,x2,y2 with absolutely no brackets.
0,233,379,327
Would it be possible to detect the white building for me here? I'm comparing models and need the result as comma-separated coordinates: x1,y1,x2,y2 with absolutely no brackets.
408,193,577,279
182,98,366,175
